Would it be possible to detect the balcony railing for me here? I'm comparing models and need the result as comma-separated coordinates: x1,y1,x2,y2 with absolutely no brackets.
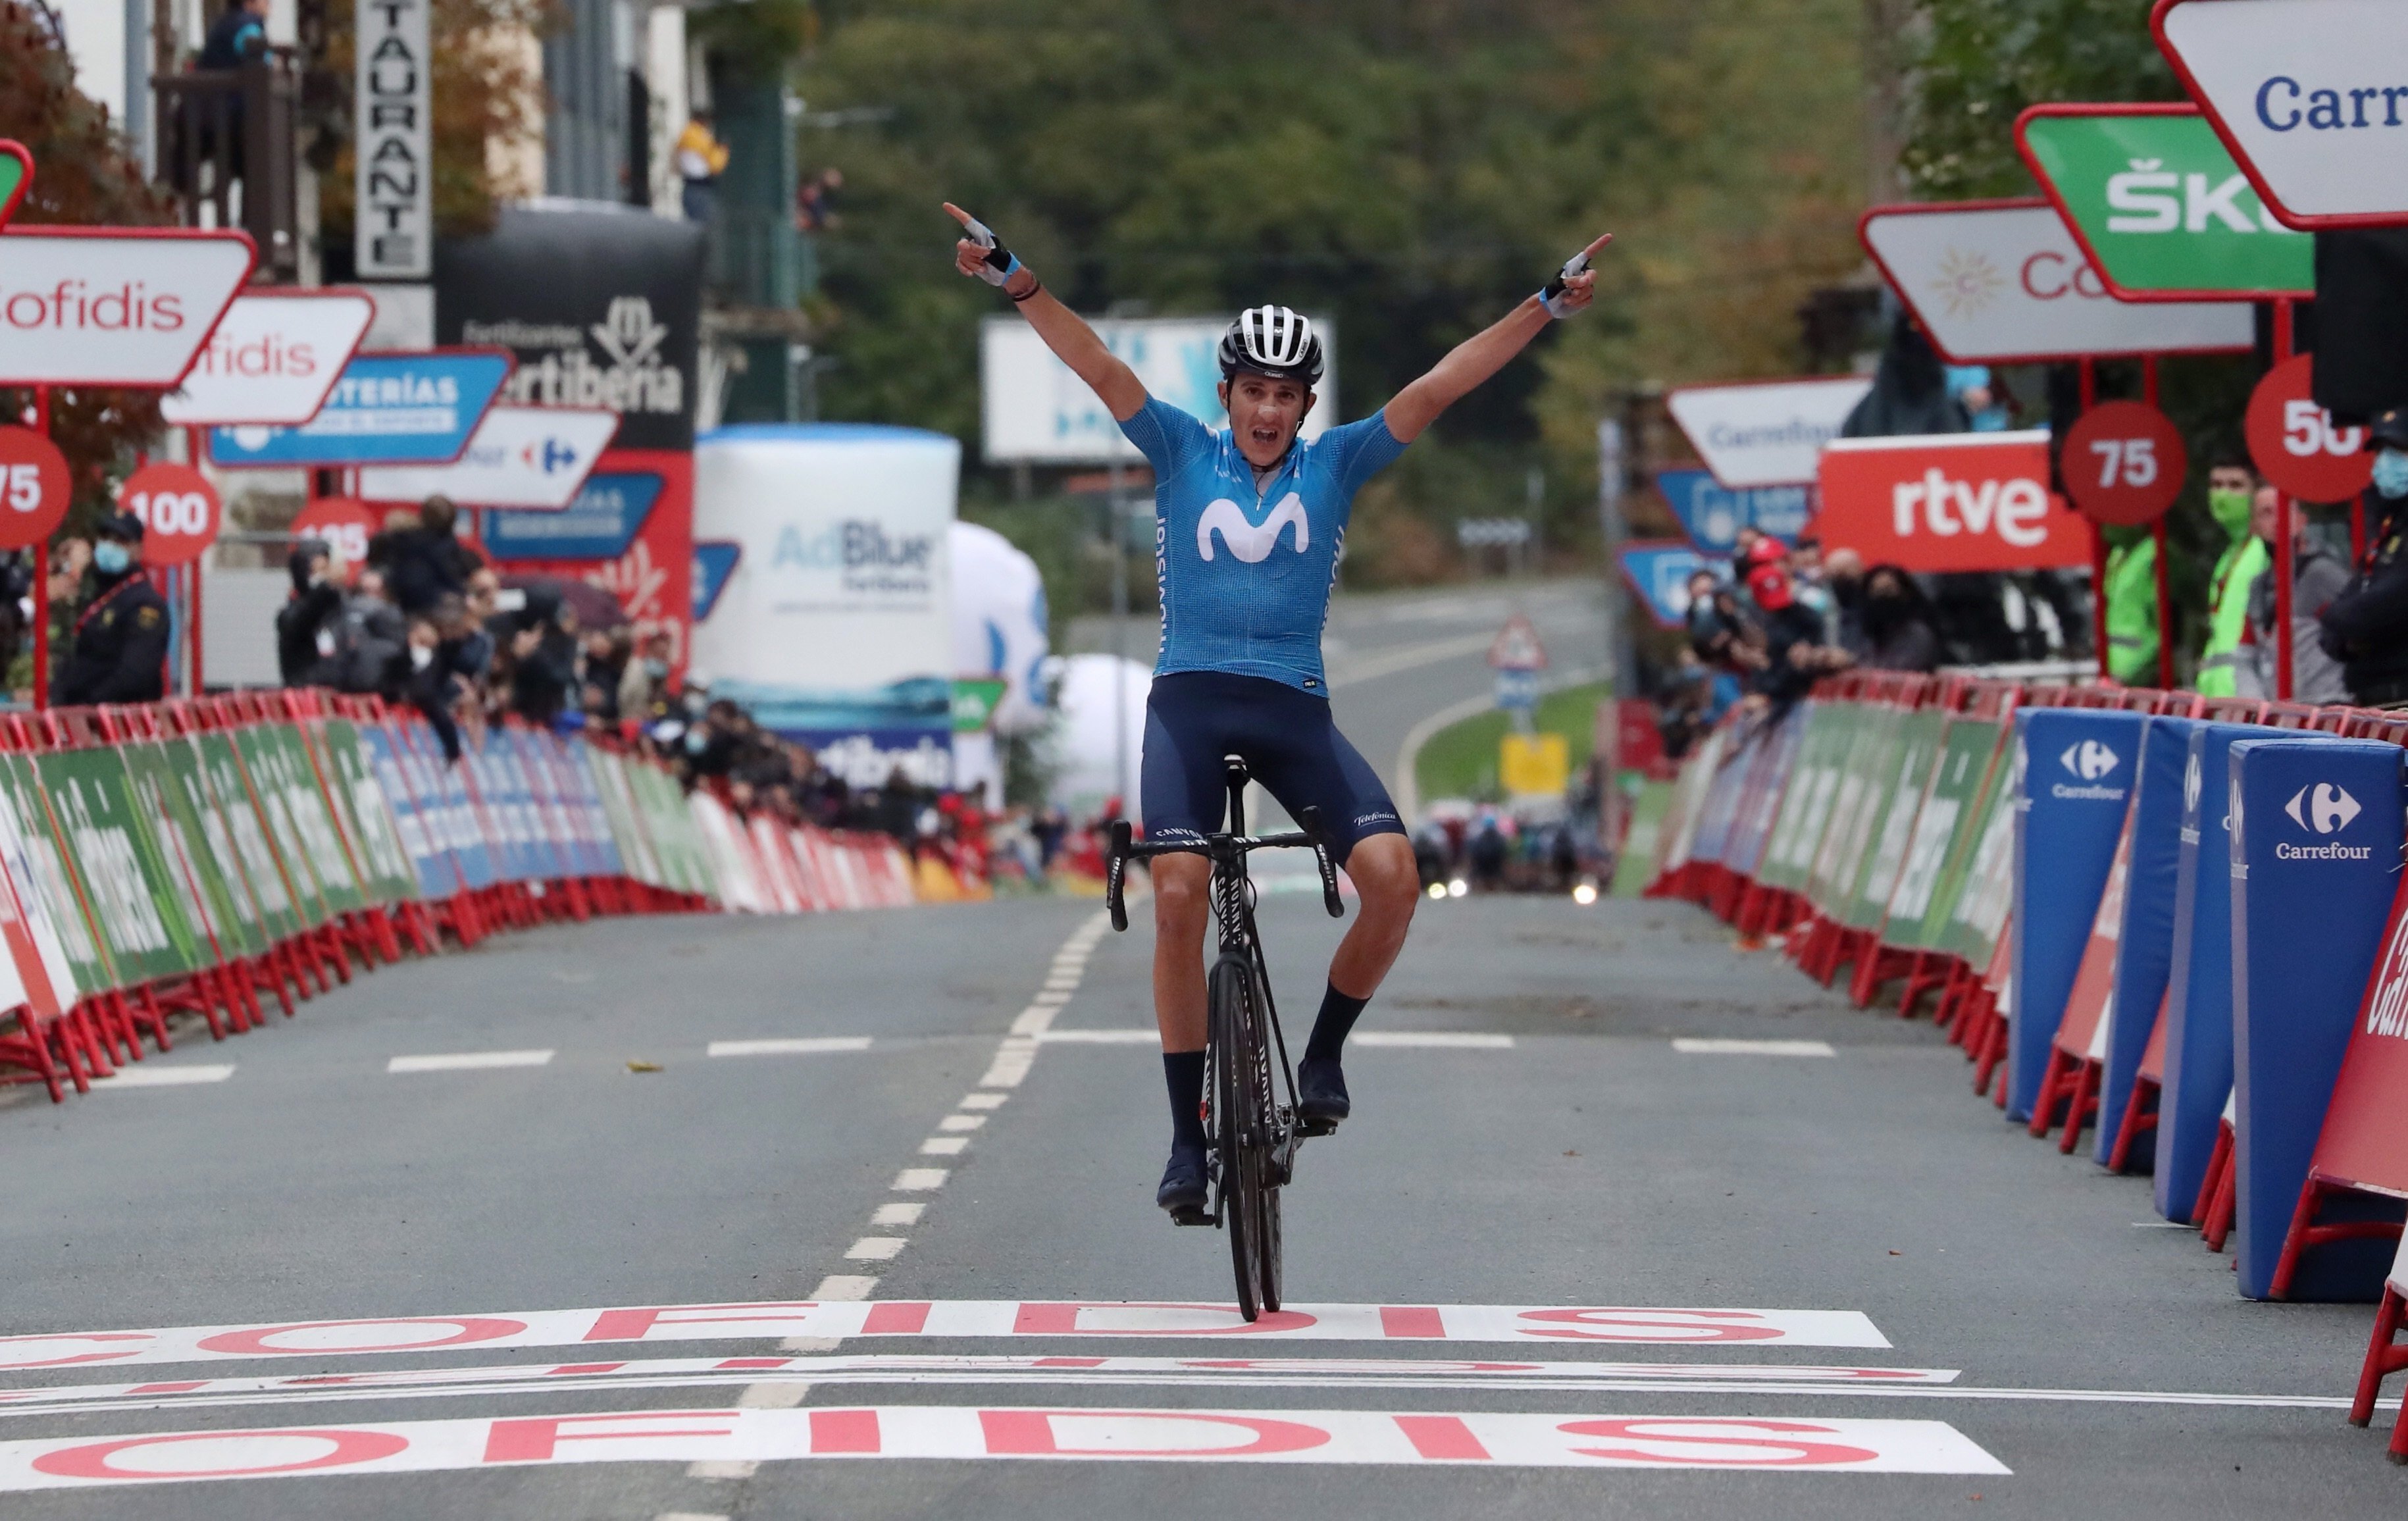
152,49,301,282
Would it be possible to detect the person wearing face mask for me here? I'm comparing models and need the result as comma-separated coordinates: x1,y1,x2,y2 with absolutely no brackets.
54,513,169,707
2098,523,2160,687
1857,564,1941,673
2195,459,2269,697
2318,407,2408,705
2239,484,2348,702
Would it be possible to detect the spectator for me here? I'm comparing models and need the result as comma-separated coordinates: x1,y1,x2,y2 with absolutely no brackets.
1789,536,1834,631
198,0,267,68
1822,547,1866,654
582,627,632,725
374,498,476,615
326,565,408,694
394,613,466,760
796,167,842,232
1857,564,1942,673
2240,486,2349,702
1685,570,1760,675
2318,406,2408,705
1946,365,2014,432
619,625,672,730
676,109,729,224
1468,814,1508,891
55,513,168,707
2099,524,2160,686
274,538,344,684
1745,554,1849,708
2196,459,2268,697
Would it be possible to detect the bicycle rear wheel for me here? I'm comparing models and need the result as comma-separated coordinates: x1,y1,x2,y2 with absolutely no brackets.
1209,952,1281,1320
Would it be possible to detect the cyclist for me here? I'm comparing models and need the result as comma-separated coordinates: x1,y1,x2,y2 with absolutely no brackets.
946,203,1610,1215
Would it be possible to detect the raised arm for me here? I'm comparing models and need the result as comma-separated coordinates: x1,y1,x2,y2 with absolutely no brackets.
946,202,1148,423
1381,233,1613,444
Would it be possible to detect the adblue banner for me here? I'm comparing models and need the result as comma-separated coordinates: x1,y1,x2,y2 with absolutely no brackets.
2016,103,2313,299
1813,432,2088,573
2155,0,2408,230
1666,378,1870,490
1858,200,2251,363
689,425,958,786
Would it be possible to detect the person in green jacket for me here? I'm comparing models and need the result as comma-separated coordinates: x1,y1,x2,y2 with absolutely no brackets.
2197,459,2270,697
2101,524,2159,686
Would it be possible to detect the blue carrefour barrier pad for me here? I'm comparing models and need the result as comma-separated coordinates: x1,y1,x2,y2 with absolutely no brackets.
2095,716,2197,1166
2230,738,2407,1301
2010,709,2145,1121
2156,723,2272,1221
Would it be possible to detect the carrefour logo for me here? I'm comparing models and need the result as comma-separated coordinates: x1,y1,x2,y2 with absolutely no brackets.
2255,76,2408,136
2062,740,2118,781
2276,781,2371,861
2184,753,2202,816
2049,737,2124,801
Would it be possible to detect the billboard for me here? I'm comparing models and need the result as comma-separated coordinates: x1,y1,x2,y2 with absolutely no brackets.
478,453,695,664
981,315,1338,465
205,349,514,467
161,290,378,425
689,425,960,786
435,204,705,453
1814,431,2090,572
1666,378,1872,490
1858,200,2251,363
0,228,256,386
360,405,618,509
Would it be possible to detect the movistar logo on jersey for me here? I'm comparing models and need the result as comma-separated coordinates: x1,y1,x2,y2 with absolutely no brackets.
1196,494,1308,564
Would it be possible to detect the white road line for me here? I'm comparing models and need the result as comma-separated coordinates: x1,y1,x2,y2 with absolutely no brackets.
1035,1029,1158,1044
872,1202,925,1227
1672,1039,1837,1058
892,1169,948,1191
685,1460,757,1480
707,1038,873,1058
845,1237,906,1262
809,1276,879,1301
937,1114,986,1133
919,1137,968,1156
736,1383,811,1410
1354,1033,1514,1049
89,1064,235,1088
958,1093,1008,1111
386,1050,554,1073
654,1512,729,1521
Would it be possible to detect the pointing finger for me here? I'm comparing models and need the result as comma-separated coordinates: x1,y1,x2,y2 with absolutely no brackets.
942,201,976,228
1581,232,1616,259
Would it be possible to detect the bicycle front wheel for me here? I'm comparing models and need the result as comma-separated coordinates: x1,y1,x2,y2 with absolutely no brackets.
1209,952,1280,1320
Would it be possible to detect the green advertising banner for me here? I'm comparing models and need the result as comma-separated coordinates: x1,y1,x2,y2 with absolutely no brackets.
1755,702,1857,894
1804,706,1905,913
1840,708,1947,931
32,748,205,985
2016,104,2312,299
1882,717,2008,954
1608,780,1674,899
1940,738,2024,966
588,750,664,890
204,732,328,931
305,720,419,906
0,756,113,997
0,142,28,228
163,736,293,952
120,741,263,963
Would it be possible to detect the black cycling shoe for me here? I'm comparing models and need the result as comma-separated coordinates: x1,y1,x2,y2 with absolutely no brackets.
1156,1143,1210,1222
1297,1056,1350,1135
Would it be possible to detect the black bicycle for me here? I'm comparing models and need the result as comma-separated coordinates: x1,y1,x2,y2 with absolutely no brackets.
1106,756,1345,1322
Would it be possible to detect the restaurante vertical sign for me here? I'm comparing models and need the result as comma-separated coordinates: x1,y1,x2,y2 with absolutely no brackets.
355,0,431,279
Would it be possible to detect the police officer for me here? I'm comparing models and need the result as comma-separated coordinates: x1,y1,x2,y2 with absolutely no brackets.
2321,407,2408,706
54,513,170,706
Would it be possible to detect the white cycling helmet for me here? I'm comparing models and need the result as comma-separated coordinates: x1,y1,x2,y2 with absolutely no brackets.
1217,305,1324,387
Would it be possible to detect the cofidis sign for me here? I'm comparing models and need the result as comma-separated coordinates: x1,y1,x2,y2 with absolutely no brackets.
2155,0,2408,230
1813,431,2088,573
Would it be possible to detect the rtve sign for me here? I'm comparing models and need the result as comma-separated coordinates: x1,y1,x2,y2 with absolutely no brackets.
1813,432,2088,574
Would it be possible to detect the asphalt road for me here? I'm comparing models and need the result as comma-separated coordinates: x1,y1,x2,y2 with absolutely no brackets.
1,890,2401,1516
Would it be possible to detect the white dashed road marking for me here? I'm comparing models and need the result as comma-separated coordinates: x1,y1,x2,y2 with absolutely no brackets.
1353,1032,1514,1049
1672,1039,1837,1057
707,1038,873,1058
88,1065,236,1088
386,1050,555,1073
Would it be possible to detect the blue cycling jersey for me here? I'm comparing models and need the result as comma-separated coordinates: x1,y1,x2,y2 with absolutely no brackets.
1117,397,1410,695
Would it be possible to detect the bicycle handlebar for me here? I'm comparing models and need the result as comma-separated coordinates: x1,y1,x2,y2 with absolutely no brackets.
1104,808,1348,930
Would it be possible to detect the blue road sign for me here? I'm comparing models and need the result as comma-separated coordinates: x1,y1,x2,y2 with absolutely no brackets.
1654,468,1814,554
480,472,662,562
207,349,513,468
1618,542,1726,629
1493,669,1539,710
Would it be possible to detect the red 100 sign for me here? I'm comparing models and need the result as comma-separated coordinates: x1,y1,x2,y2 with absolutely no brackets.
118,461,223,566
2062,400,2187,527
0,425,72,550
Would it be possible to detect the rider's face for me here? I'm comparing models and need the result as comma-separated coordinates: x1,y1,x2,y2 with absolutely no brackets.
1219,373,1313,470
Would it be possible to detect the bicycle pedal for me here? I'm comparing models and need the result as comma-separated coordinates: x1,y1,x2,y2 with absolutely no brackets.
1167,1204,1214,1227
1297,1116,1340,1139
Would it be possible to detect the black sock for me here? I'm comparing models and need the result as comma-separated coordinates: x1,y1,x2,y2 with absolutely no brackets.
1304,983,1370,1066
1163,1050,1207,1151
